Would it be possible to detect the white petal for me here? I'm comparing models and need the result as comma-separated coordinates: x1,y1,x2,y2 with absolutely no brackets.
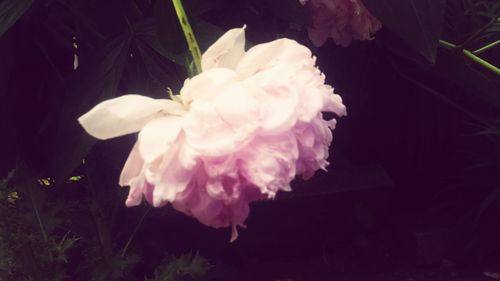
180,68,237,105
78,94,186,140
138,115,183,163
236,38,312,78
202,27,246,71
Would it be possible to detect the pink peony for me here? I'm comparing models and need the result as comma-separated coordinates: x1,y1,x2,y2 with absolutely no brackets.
78,27,346,241
301,0,381,47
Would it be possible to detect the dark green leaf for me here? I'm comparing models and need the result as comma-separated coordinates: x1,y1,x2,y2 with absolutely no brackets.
134,18,187,66
135,17,224,68
433,51,500,120
363,0,446,63
147,252,211,281
154,0,188,54
183,0,224,16
0,0,33,39
191,17,225,52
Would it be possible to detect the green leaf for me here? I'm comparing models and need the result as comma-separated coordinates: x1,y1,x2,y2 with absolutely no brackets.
147,252,211,281
363,0,446,63
0,0,33,39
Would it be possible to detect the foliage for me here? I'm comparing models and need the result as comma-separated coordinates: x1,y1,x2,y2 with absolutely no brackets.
0,170,77,281
0,168,211,281
146,252,212,281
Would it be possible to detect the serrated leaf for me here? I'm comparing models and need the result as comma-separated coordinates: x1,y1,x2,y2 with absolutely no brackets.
363,0,446,63
0,0,33,39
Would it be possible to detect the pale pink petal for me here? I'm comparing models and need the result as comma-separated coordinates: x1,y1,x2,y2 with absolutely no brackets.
152,137,197,205
137,115,183,163
240,134,299,197
119,143,143,186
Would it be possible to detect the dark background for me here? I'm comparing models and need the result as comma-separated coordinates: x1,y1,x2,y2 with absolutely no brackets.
0,0,499,280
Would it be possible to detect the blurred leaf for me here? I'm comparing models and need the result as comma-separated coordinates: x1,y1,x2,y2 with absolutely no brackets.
135,17,224,68
433,51,500,118
474,189,500,224
191,17,225,52
154,0,188,54
363,0,446,63
261,0,309,25
135,18,187,66
50,34,132,181
0,0,33,39
183,0,224,16
135,40,180,91
88,253,139,281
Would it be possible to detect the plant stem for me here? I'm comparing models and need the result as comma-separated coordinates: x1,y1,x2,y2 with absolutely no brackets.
438,40,500,75
474,40,500,54
171,0,202,75
462,49,500,75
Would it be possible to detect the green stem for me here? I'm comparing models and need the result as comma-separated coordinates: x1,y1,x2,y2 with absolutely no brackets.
438,40,500,76
462,49,500,75
438,39,456,49
171,0,202,75
474,40,500,54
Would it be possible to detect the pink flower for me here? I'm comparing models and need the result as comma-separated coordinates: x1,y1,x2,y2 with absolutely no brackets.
78,27,346,241
301,0,381,47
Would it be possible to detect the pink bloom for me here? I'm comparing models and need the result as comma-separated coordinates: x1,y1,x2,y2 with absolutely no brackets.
301,0,381,47
78,27,346,241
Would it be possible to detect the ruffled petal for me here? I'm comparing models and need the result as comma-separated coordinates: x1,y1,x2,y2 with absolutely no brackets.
201,27,246,71
78,94,186,140
152,139,196,205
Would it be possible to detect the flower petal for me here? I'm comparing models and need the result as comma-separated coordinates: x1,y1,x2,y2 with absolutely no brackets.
138,115,183,163
236,38,312,78
201,27,246,71
119,143,144,186
180,68,237,105
78,94,186,140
